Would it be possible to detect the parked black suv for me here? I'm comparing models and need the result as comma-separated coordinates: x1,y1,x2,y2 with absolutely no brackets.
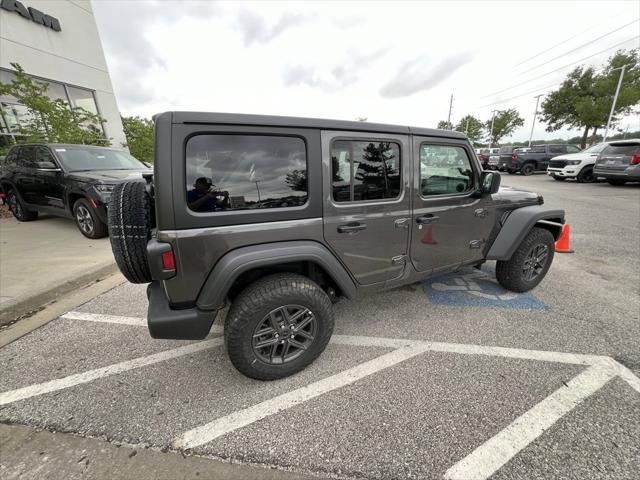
500,144,581,175
0,144,151,238
108,112,565,380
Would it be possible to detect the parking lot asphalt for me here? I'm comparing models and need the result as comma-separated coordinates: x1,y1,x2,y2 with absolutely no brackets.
0,175,638,480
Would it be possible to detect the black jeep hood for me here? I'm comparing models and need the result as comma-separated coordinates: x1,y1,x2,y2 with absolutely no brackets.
67,169,152,182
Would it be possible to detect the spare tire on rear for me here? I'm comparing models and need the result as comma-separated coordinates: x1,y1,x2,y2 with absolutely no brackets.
108,181,154,284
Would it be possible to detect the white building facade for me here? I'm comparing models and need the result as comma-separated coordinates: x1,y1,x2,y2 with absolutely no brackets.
0,0,125,148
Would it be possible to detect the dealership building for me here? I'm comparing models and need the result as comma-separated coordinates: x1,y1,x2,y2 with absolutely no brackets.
0,0,125,148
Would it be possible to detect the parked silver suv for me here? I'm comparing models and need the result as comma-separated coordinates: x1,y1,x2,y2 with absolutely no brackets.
108,112,565,380
593,139,640,185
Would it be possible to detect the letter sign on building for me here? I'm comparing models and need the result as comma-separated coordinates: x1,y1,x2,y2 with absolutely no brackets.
0,0,62,31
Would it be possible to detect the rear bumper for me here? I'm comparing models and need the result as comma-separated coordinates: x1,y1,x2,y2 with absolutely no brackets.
593,166,640,180
147,281,218,340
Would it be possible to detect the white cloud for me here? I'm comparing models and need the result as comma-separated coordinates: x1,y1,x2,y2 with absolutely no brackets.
93,0,640,142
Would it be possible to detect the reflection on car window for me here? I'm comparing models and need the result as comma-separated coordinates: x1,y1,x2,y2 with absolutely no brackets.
331,140,401,202
420,144,474,196
185,134,307,212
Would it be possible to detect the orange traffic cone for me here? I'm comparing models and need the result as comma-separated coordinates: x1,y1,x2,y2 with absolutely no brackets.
421,224,438,245
555,224,574,253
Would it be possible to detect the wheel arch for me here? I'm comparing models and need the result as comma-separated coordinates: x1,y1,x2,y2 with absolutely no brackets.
486,206,565,261
196,241,357,311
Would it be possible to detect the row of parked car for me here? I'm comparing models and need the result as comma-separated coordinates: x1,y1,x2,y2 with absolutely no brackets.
476,139,640,185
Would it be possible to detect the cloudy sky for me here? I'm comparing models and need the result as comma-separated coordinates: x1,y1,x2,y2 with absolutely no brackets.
92,0,640,142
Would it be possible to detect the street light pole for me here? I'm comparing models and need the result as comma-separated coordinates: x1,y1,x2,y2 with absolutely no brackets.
254,180,262,203
488,110,498,148
528,94,543,148
447,94,454,129
603,64,628,143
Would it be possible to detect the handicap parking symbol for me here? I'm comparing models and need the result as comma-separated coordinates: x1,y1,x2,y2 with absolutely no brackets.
422,267,549,310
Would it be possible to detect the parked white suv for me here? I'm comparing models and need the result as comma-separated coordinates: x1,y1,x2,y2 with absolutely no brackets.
547,143,608,183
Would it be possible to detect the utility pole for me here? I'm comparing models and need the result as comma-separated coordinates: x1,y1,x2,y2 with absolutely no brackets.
488,110,498,147
528,94,543,148
253,179,262,203
447,94,453,128
465,117,469,135
603,64,628,143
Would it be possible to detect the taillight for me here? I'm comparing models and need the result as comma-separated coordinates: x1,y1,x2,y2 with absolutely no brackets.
631,153,640,165
161,250,176,270
511,153,518,163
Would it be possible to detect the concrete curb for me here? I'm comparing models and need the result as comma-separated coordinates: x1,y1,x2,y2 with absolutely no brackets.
0,261,117,325
0,271,126,348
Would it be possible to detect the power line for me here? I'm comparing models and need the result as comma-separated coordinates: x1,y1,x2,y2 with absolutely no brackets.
476,81,562,109
519,18,639,75
514,9,632,67
481,36,639,99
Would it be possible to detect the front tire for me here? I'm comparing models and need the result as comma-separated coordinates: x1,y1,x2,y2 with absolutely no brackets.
6,188,38,222
74,199,107,239
225,273,334,380
496,227,555,293
577,166,594,183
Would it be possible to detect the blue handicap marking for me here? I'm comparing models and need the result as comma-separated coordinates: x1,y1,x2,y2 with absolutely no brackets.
422,266,549,310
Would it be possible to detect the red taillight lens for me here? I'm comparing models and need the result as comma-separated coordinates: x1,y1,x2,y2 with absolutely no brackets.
631,153,640,165
511,153,518,163
161,250,176,270
479,154,486,161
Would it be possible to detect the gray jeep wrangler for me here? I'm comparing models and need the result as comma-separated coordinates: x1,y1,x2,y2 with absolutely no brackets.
108,112,565,380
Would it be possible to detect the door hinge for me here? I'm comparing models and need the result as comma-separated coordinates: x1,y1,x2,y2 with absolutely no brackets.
391,255,407,266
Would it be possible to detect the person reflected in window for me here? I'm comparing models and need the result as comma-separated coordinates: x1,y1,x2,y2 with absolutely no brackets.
187,177,229,212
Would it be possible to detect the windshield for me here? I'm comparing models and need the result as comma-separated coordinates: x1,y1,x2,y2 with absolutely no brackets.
583,143,606,154
54,147,146,171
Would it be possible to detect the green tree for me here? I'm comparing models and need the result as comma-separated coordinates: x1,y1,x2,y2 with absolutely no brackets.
437,120,454,130
485,109,524,146
455,114,484,144
121,116,154,162
0,63,108,147
540,49,640,148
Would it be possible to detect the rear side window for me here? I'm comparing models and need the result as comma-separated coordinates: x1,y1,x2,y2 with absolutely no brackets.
530,145,546,153
3,148,18,166
185,134,307,212
330,140,401,202
18,146,37,168
420,144,474,196
602,144,640,155
548,145,565,154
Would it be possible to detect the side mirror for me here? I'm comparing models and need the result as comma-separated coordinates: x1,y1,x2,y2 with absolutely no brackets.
481,171,501,195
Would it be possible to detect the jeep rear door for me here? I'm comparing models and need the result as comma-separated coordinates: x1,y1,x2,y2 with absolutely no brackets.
322,131,411,285
410,137,496,274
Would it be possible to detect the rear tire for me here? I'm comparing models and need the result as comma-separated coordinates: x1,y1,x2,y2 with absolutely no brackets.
108,181,153,283
6,188,38,221
496,227,555,293
74,199,107,239
520,164,535,176
225,273,334,380
606,179,626,186
577,166,594,183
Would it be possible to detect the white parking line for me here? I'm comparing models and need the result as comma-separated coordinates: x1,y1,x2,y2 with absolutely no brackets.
0,338,224,406
444,363,616,480
173,342,431,449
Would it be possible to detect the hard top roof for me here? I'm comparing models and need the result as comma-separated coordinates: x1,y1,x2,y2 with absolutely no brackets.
161,111,468,139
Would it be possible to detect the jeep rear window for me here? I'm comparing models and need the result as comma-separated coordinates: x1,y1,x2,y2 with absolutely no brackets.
185,134,307,212
601,143,640,155
330,140,401,203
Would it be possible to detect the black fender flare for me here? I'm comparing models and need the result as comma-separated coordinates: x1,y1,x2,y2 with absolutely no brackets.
486,206,565,261
0,179,27,204
196,241,357,311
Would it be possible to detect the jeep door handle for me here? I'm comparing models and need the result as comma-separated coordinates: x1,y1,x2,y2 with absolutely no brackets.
337,222,367,233
416,215,439,225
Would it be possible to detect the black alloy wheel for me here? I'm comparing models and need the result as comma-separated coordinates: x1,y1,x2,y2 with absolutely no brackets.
252,305,318,365
522,244,549,282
